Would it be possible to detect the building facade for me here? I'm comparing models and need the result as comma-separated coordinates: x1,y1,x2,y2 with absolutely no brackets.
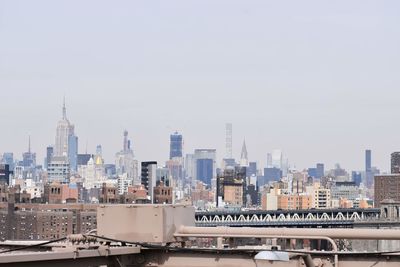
375,174,400,208
391,152,400,174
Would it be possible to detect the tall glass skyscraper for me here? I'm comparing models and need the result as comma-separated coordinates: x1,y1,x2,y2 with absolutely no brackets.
196,159,213,185
169,132,183,159
68,135,78,172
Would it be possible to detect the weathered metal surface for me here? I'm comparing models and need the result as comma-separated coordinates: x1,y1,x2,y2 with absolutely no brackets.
97,204,195,244
0,246,140,267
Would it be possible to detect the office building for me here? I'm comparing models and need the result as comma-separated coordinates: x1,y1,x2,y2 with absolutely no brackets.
352,171,362,186
77,154,93,166
196,159,213,185
68,134,78,172
45,146,54,170
247,162,257,177
2,153,14,170
316,163,324,178
0,165,11,185
331,181,359,202
141,161,157,203
263,167,282,184
365,150,373,187
47,156,70,183
308,168,317,178
194,149,216,186
156,167,170,187
271,150,283,169
169,132,183,159
225,123,233,159
391,152,400,174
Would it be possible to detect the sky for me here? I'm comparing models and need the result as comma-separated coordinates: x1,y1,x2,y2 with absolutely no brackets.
0,1,399,172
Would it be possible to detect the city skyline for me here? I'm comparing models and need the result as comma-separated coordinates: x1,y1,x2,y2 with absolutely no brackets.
0,98,395,173
1,1,400,171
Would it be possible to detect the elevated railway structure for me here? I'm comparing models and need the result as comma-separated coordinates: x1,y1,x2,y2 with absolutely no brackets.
195,208,381,227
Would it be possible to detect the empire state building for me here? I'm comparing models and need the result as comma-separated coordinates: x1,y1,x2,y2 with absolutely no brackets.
54,99,75,157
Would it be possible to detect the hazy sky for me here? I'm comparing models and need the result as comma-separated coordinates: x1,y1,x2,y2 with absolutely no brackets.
1,1,399,172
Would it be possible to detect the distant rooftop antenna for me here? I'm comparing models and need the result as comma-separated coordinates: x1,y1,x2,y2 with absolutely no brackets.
28,135,31,153
62,96,67,119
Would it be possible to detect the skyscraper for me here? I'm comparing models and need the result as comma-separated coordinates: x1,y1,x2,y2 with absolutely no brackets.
22,136,36,168
391,152,400,174
196,159,214,185
272,150,283,169
45,146,54,170
169,132,183,159
68,134,78,172
194,149,217,186
365,150,372,172
54,98,75,157
240,140,249,167
0,164,11,185
316,163,324,179
365,149,373,187
2,153,14,170
115,130,138,184
225,123,233,159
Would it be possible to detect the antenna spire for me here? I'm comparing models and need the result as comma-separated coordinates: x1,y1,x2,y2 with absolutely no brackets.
62,96,67,119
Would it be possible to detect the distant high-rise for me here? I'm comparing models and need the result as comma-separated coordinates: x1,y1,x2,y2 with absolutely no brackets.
141,161,157,203
0,164,11,185
77,154,93,166
391,152,400,174
196,159,214,185
263,167,282,184
271,150,283,169
169,132,183,159
308,163,324,179
247,162,257,177
225,123,233,159
123,130,129,152
2,153,14,170
116,130,138,184
68,134,78,172
352,171,362,186
22,136,36,168
45,146,54,170
266,153,272,168
194,149,217,186
47,156,70,182
240,140,249,167
316,163,324,179
54,98,75,157
365,150,372,172
365,149,373,187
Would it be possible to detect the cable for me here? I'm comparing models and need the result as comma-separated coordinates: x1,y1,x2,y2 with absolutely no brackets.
0,237,67,254
86,234,400,256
